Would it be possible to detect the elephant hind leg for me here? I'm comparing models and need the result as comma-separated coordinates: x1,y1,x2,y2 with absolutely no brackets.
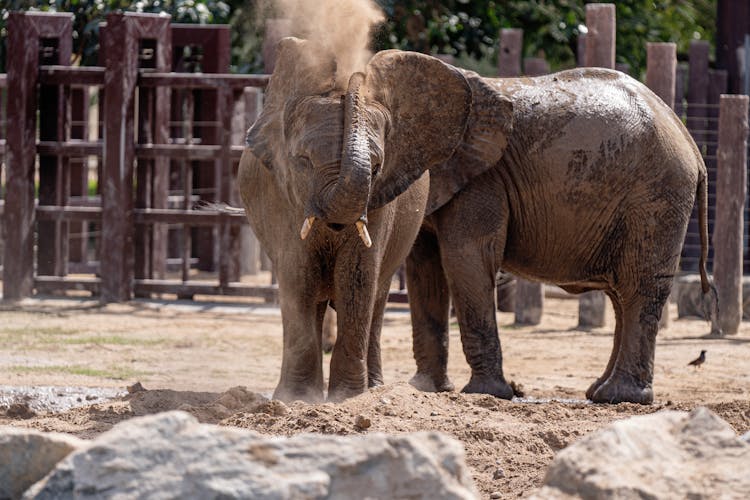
586,291,622,400
590,279,672,405
441,244,513,400
406,229,455,393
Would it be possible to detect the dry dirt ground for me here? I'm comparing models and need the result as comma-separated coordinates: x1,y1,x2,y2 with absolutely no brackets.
1,291,749,499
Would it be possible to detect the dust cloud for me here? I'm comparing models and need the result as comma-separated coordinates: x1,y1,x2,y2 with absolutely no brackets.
262,0,385,86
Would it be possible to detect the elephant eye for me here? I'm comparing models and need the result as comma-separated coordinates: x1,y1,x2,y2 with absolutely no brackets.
292,155,312,170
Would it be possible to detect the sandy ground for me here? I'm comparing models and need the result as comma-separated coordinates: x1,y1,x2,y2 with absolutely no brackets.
1,292,749,498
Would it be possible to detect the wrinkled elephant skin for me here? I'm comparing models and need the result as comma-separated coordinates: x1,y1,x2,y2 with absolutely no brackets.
240,38,711,405
406,66,712,405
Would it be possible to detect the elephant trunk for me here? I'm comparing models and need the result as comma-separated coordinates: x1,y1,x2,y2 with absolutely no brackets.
314,72,371,226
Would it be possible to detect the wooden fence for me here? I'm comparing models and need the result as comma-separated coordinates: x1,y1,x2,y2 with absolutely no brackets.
0,7,747,327
0,11,272,303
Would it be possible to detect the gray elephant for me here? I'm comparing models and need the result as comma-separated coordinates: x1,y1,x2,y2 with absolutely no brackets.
402,59,713,405
239,38,448,402
241,36,711,405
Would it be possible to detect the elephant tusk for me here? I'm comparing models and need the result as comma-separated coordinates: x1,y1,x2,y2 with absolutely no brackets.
355,220,372,248
300,216,315,240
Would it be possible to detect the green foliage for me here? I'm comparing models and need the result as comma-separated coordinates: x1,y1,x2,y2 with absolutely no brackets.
1,0,716,77
373,0,716,77
0,0,231,69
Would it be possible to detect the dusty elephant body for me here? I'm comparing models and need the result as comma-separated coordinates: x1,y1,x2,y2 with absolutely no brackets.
407,67,713,405
238,39,501,402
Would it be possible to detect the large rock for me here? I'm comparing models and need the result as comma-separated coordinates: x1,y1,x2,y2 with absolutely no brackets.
0,427,83,499
533,407,750,499
25,411,477,499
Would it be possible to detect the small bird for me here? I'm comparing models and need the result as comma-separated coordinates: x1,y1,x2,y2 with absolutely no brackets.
688,350,707,369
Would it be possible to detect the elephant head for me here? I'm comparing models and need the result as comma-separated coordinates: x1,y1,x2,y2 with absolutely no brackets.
246,38,514,244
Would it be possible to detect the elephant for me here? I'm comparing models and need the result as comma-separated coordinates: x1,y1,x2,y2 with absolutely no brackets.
239,37,471,402
402,60,714,405
241,36,712,405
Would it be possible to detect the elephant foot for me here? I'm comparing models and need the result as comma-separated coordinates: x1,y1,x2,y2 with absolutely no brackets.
273,384,324,404
585,377,605,400
461,375,514,400
589,374,653,405
368,374,384,388
327,383,368,403
409,372,455,393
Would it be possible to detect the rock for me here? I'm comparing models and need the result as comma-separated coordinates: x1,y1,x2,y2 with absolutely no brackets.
354,414,371,430
0,427,83,499
741,431,750,443
532,407,750,499
5,402,36,419
26,411,478,499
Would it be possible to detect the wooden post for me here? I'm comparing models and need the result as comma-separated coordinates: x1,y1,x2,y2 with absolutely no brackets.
498,28,523,77
496,28,523,312
584,3,615,69
687,41,710,147
646,43,676,109
100,13,140,302
515,279,543,325
712,95,748,335
576,32,586,67
134,20,171,293
523,57,549,76
4,12,72,301
579,3,615,328
646,42,677,328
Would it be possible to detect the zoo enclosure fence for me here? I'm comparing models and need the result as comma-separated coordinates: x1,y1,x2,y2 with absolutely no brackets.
0,10,747,310
0,11,273,303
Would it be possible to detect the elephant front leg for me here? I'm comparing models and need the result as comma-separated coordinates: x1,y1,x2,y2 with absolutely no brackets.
406,230,454,393
442,247,514,400
366,285,391,388
274,297,327,403
327,261,378,402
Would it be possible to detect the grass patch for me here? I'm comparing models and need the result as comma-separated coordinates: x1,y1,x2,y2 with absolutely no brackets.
8,364,147,380
40,335,165,346
0,326,78,337
0,327,164,347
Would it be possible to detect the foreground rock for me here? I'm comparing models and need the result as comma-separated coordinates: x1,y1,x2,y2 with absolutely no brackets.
534,407,750,499
0,427,83,499
25,411,478,499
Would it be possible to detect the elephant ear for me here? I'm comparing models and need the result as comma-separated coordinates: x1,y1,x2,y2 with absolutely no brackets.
426,72,513,214
365,51,472,208
365,52,513,213
246,37,337,169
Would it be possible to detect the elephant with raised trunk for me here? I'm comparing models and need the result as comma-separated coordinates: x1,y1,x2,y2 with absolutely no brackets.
238,38,508,402
241,37,712,405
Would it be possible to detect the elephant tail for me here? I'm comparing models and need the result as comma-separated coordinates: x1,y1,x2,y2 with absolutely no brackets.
697,173,719,326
